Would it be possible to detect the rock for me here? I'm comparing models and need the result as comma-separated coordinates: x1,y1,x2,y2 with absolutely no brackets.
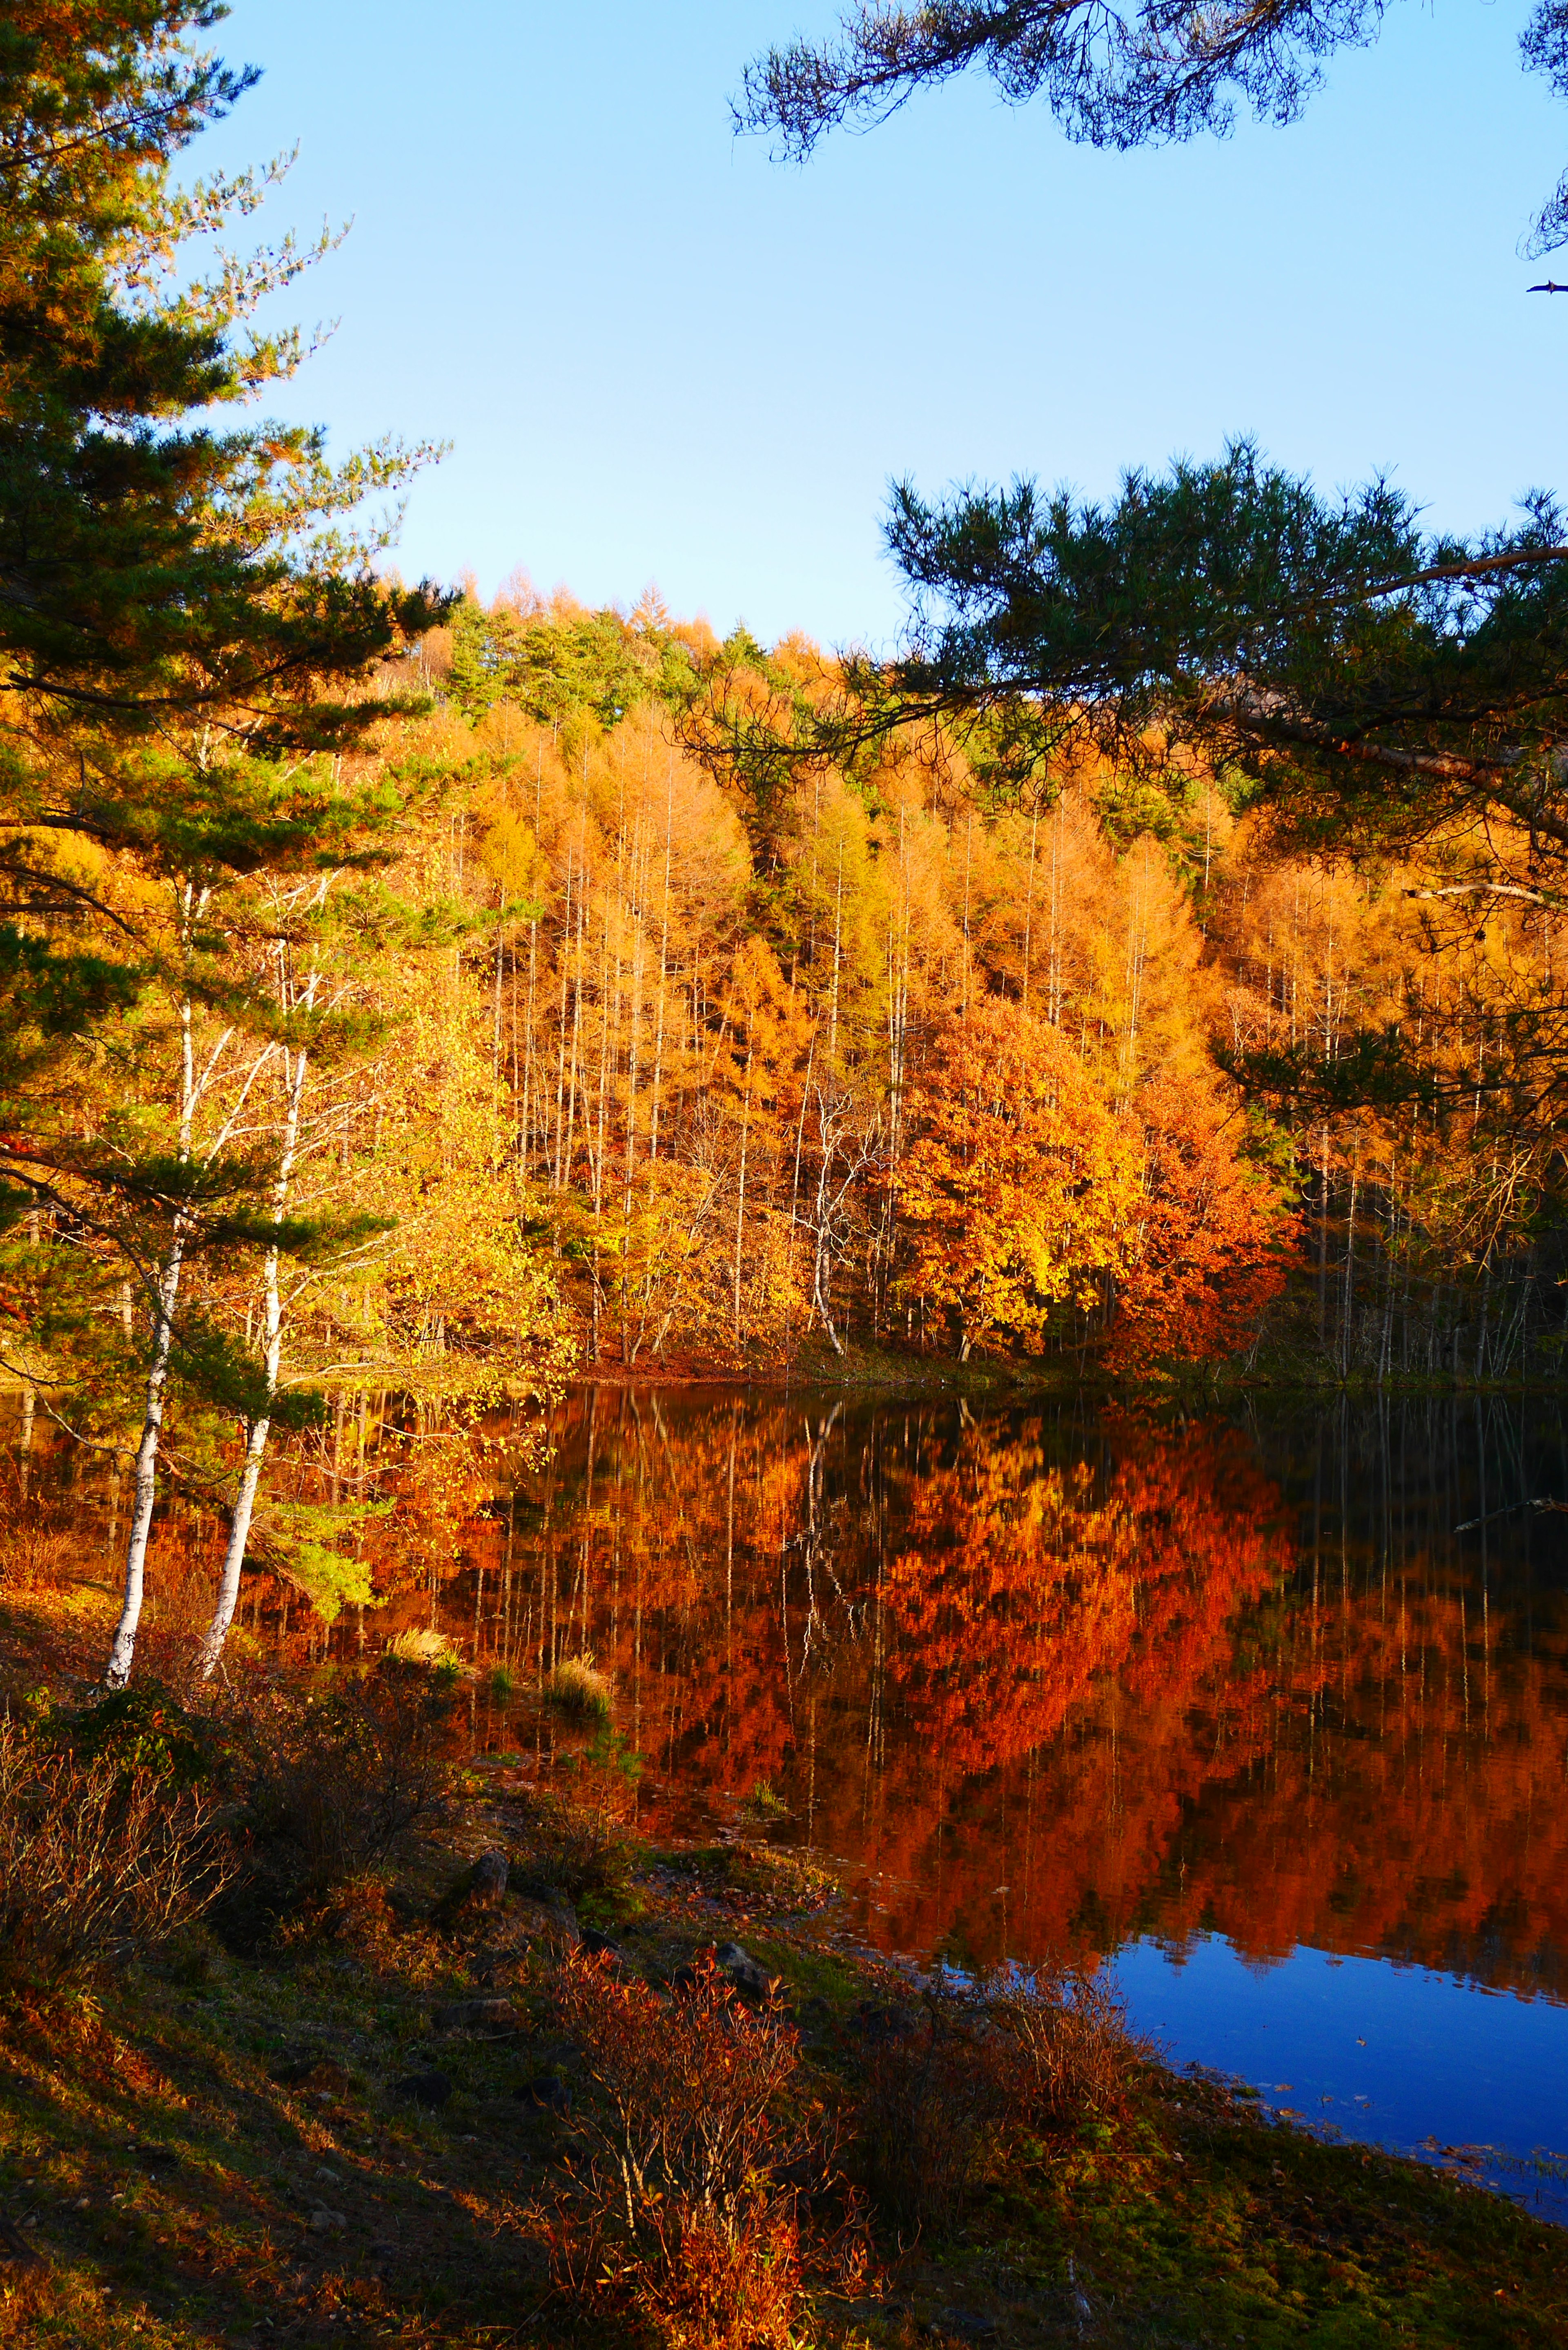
392,2069,452,2109
514,2072,571,2116
715,1942,773,1999
853,1998,918,2045
271,2055,351,2094
933,2313,999,2343
579,1928,626,1963
432,1996,518,2033
307,2206,347,2234
430,1847,510,1929
469,1849,509,1906
515,1893,580,1950
0,2213,42,2267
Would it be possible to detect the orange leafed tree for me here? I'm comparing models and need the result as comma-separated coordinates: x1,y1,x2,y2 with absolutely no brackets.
1107,1077,1296,1370
898,997,1140,1359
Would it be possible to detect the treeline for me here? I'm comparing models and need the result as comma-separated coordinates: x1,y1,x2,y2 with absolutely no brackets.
11,567,1566,1692
349,582,1567,1383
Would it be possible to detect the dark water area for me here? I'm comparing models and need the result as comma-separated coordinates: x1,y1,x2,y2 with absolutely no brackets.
443,1385,1568,2218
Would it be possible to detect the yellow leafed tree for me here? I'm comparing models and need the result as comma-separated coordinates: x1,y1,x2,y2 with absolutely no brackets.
898,997,1142,1359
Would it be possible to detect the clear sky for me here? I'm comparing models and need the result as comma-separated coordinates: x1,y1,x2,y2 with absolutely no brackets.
203,0,1568,650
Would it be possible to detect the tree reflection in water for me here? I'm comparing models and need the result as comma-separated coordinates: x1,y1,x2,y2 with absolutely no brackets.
418,1389,1568,2005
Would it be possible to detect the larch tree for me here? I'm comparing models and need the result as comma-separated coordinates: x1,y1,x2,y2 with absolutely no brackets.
1105,1074,1294,1370
898,993,1140,1358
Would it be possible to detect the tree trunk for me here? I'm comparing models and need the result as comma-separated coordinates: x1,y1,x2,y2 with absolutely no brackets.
197,1026,313,1680
107,1226,185,1687
732,1032,754,1346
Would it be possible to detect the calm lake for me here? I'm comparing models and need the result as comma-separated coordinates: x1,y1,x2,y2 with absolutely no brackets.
437,1384,1568,2221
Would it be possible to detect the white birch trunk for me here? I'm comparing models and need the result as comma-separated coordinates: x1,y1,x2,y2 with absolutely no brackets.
107,1225,185,1686
107,924,211,1688
196,1035,310,1680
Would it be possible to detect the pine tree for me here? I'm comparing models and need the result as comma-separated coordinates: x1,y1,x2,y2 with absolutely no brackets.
739,0,1568,259
0,4,450,1683
0,2,446,1173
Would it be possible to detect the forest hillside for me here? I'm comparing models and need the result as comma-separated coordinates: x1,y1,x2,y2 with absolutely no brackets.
244,580,1561,1387
12,572,1564,1448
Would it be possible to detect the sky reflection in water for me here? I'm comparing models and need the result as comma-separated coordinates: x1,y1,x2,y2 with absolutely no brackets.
1116,1934,1568,2221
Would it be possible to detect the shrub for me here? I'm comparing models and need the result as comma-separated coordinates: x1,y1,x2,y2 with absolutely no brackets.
619,2196,800,2350
0,1716,231,1987
0,1483,74,1591
985,1961,1148,2133
852,1998,1007,2233
510,1784,634,1906
237,1661,455,1897
550,1950,816,2349
66,1684,217,1789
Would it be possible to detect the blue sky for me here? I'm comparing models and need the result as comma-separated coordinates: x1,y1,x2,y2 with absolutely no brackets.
204,1,1568,649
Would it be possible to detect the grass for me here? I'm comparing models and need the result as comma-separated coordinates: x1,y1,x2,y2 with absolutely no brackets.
383,1628,464,1673
540,1653,612,1721
2,1815,1564,2350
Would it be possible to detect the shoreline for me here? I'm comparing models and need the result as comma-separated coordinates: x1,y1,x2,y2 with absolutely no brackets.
1,1638,1564,2347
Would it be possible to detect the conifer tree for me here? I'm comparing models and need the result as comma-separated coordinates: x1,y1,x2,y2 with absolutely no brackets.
0,4,448,1683
739,0,1568,258
0,3,444,1151
852,443,1568,887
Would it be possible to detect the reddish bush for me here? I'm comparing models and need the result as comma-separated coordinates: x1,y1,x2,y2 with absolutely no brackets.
552,1950,816,2348
0,1717,231,1987
984,1960,1149,2133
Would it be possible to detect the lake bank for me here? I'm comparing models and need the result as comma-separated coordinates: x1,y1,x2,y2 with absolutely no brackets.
1,1690,1564,2350
7,1380,1568,2342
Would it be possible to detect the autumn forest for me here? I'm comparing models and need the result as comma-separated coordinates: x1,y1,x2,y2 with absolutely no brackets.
4,11,1568,2348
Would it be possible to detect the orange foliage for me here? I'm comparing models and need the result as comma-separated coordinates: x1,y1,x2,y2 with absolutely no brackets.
1107,1075,1297,1369
40,1379,1564,2009
390,655,1305,1371
553,1950,807,2350
391,1388,1568,2005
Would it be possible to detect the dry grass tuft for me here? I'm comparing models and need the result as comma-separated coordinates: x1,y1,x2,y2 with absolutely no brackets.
384,1626,464,1672
542,1651,612,1720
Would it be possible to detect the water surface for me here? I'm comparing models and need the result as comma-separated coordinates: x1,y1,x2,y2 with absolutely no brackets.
444,1387,1568,2216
